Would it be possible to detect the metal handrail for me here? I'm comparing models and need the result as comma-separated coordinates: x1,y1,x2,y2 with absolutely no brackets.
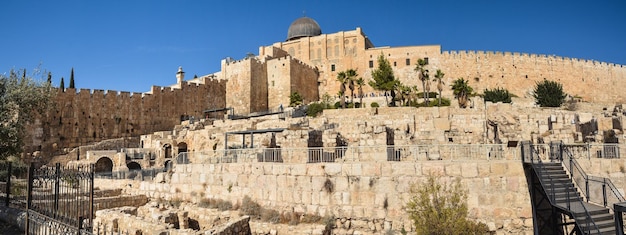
524,143,601,234
564,146,626,208
174,143,517,165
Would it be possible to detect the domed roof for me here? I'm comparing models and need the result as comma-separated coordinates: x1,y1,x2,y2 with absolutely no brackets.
286,17,322,41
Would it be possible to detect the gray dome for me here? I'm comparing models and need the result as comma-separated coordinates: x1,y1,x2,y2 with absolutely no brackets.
286,17,322,41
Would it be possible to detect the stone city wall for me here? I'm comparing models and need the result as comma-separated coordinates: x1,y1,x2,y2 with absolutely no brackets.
94,156,626,234
122,160,531,233
26,77,226,160
262,28,626,103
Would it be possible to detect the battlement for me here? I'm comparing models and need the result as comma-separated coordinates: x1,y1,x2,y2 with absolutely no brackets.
442,50,624,68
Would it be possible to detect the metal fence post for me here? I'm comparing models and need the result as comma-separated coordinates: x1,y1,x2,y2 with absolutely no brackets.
25,163,34,235
54,162,60,214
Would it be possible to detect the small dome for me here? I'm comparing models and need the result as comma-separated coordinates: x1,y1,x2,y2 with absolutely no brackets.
286,17,322,41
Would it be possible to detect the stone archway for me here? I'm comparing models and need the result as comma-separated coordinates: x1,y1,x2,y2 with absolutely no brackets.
127,161,141,170
163,144,172,159
94,157,113,173
177,142,188,155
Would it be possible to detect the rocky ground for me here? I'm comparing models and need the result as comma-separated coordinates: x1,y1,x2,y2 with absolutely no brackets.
0,220,22,235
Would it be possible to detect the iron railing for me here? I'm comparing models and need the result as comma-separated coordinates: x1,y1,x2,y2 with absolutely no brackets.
563,146,626,209
521,142,602,234
0,161,29,209
175,144,518,164
26,163,95,234
94,168,166,181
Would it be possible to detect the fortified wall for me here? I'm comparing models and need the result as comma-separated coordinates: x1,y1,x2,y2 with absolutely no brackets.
261,27,626,103
27,76,227,159
28,23,626,165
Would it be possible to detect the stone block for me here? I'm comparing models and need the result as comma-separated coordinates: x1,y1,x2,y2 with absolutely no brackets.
433,118,451,130
361,163,381,176
445,163,462,177
461,162,478,177
324,163,342,176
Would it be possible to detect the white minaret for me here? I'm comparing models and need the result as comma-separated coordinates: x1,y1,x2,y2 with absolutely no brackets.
176,66,185,84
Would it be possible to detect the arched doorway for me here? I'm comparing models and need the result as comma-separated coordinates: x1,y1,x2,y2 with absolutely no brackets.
163,144,172,159
177,142,188,155
94,157,113,173
127,162,142,170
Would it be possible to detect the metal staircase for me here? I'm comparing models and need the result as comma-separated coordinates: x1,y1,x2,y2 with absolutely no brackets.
522,141,625,235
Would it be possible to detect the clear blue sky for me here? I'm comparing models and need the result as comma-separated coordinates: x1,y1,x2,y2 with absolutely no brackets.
2,0,625,92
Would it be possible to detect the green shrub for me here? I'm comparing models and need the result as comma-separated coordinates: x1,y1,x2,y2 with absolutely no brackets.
533,79,567,107
406,174,489,235
371,102,380,108
334,101,341,109
307,103,325,117
417,92,439,99
483,87,512,103
289,92,303,107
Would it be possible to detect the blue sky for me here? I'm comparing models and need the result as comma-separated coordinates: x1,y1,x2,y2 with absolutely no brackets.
2,0,625,92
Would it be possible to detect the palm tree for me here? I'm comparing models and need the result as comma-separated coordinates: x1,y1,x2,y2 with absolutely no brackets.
336,71,347,108
433,69,445,106
345,69,358,107
356,77,365,108
451,78,473,108
415,58,430,104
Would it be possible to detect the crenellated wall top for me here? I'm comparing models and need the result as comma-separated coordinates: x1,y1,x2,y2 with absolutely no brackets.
442,50,624,68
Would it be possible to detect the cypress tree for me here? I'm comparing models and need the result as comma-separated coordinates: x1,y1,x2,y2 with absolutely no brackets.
60,77,65,91
69,68,75,89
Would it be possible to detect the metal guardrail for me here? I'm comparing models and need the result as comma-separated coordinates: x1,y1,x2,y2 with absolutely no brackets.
563,147,626,210
174,144,519,164
94,168,166,181
521,142,602,234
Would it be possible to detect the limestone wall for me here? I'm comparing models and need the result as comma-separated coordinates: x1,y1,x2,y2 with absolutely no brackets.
27,77,226,159
125,160,532,233
260,28,626,104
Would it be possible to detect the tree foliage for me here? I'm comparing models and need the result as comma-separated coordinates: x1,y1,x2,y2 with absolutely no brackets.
415,58,430,104
369,54,398,106
69,68,75,89
406,174,489,235
451,78,473,108
533,79,567,107
289,91,303,107
433,69,445,106
337,69,358,109
0,69,54,160
483,87,512,103
60,77,65,91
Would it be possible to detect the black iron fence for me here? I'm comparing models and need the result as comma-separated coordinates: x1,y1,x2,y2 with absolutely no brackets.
0,161,28,209
25,163,94,234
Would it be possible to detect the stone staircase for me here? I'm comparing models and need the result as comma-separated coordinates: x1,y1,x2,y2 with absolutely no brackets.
534,162,616,235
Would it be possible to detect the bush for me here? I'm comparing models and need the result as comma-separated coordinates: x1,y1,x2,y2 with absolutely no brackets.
406,174,489,235
334,101,341,109
306,103,325,117
533,79,567,107
483,87,512,103
371,102,380,108
417,91,439,99
289,92,303,107
411,98,451,107
240,196,262,219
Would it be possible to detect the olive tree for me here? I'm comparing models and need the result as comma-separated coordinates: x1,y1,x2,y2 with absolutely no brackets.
0,69,54,161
